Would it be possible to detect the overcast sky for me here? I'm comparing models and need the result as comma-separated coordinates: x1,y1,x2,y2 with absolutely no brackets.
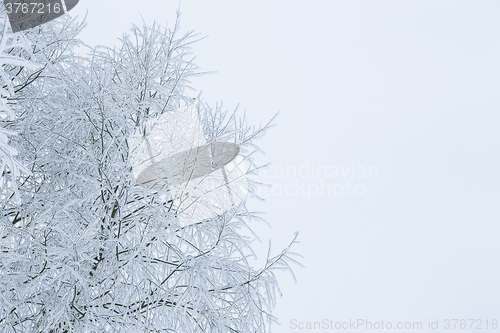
69,1,500,331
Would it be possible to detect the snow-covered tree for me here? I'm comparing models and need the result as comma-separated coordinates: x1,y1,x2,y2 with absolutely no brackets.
0,10,300,333
0,14,39,205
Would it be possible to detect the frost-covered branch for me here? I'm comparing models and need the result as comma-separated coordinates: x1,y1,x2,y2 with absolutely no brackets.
0,11,300,333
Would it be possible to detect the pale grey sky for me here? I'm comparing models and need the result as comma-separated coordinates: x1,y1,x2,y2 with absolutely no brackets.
69,1,500,331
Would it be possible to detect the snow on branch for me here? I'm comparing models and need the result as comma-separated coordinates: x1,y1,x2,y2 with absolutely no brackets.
0,16,40,205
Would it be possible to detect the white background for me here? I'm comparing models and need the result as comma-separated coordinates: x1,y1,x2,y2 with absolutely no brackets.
69,1,500,331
